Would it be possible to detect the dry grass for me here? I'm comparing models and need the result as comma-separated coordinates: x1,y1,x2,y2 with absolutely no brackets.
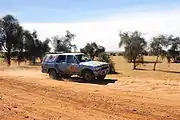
110,56,180,81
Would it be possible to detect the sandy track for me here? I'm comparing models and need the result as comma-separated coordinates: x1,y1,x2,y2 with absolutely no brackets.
0,67,180,120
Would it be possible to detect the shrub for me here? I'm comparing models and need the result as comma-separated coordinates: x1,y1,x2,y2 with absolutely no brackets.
96,52,116,74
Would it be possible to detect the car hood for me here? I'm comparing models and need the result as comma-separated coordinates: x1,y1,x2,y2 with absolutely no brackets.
79,61,108,67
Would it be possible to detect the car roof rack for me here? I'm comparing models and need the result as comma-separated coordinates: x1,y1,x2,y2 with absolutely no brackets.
45,52,64,54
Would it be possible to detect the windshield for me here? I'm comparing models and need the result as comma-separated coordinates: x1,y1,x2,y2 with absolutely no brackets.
75,54,91,62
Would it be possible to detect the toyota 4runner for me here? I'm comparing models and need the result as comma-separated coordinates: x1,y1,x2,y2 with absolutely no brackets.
41,53,110,81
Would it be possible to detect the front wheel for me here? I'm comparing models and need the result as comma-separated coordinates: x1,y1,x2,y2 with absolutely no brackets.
49,69,58,80
83,71,95,81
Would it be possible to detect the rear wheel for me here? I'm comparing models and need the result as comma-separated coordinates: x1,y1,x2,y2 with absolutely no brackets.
83,70,95,81
49,69,58,80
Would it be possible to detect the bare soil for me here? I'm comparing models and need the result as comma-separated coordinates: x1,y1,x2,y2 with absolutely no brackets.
0,56,180,120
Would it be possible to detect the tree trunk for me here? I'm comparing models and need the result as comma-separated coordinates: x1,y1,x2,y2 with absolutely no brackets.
40,57,43,63
92,56,95,60
153,56,159,71
7,49,11,66
130,59,133,63
133,59,136,70
17,58,20,66
17,55,21,66
32,56,36,65
173,55,176,63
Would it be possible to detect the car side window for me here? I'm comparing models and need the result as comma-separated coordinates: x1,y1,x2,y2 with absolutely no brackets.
67,55,74,63
56,55,66,63
46,55,56,62
74,57,79,64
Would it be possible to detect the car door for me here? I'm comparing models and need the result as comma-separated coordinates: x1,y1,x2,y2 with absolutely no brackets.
66,55,80,74
55,55,67,73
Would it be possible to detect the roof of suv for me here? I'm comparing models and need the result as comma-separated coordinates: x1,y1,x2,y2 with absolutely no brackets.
46,53,84,56
61,53,84,55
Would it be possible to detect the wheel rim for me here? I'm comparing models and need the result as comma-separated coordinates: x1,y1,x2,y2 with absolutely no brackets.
85,73,92,81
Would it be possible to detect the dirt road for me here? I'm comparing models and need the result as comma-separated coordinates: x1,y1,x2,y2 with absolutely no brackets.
0,66,180,120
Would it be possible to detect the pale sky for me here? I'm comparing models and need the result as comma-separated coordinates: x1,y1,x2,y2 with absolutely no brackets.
1,0,180,51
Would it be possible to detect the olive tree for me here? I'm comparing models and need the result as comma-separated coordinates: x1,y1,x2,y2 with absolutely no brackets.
24,30,51,64
167,36,180,63
80,42,105,60
0,15,23,65
119,31,147,70
51,30,77,53
150,35,169,70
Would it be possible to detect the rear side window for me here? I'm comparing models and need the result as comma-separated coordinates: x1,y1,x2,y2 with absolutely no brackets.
67,55,74,63
42,56,47,62
44,55,56,62
56,55,66,63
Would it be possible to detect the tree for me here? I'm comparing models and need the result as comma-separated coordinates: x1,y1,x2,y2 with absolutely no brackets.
24,30,50,64
51,30,76,53
15,26,24,65
65,31,76,51
119,31,147,70
80,43,95,59
80,42,105,60
41,38,51,56
150,35,168,71
167,36,180,63
24,30,37,64
0,15,23,65
51,35,70,52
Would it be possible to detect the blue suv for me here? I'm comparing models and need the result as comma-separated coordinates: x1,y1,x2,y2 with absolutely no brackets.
41,53,110,81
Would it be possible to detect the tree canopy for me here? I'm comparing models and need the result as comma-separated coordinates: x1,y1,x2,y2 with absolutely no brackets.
0,15,23,65
119,31,147,69
150,35,169,70
50,31,76,53
0,15,76,65
80,42,105,60
167,36,180,63
0,15,51,65
23,30,51,64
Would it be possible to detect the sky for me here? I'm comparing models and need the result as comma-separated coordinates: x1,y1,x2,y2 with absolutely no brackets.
1,0,180,51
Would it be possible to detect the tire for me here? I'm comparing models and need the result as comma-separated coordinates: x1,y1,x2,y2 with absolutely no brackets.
83,70,95,81
97,75,106,80
49,69,58,80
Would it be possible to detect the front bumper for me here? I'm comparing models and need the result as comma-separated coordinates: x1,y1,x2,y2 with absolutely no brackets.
93,68,110,77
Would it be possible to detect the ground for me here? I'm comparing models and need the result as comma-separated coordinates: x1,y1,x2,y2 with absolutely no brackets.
0,56,179,120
